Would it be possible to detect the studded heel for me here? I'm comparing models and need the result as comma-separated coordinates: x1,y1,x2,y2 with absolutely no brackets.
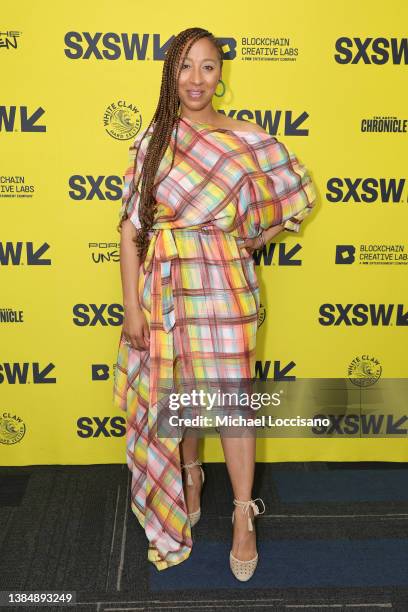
229,497,266,581
181,458,205,527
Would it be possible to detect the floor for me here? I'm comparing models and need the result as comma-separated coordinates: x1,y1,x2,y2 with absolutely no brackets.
1,461,408,611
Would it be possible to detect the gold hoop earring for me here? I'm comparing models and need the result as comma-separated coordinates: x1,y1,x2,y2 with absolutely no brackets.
215,79,226,98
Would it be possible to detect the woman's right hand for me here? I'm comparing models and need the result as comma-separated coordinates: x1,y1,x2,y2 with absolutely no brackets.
122,304,150,351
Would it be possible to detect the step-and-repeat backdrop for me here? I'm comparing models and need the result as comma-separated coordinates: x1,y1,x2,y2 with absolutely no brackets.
2,1,407,464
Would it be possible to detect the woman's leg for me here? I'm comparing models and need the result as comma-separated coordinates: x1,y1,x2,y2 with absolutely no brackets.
221,434,257,560
180,433,202,514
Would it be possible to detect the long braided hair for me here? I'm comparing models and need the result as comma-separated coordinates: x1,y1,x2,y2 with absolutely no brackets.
116,27,224,263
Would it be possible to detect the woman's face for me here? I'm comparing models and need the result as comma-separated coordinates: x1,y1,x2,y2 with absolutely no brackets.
177,37,221,113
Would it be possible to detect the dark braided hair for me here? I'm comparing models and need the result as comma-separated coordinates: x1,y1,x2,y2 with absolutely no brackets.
117,27,224,263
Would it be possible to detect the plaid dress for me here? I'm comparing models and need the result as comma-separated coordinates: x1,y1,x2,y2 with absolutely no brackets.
113,116,317,570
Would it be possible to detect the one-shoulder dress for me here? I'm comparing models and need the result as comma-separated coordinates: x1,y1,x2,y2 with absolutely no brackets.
113,116,317,570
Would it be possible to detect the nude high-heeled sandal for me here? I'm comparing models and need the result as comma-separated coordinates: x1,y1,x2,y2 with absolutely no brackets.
229,497,266,581
181,458,205,527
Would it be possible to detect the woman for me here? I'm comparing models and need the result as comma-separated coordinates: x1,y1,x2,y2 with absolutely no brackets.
113,27,316,580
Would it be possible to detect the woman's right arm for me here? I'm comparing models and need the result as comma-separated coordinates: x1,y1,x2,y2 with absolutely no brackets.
120,219,150,351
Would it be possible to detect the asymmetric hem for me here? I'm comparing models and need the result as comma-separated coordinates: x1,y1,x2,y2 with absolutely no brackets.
113,116,317,570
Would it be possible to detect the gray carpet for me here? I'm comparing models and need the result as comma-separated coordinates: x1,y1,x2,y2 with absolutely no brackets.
1,462,408,610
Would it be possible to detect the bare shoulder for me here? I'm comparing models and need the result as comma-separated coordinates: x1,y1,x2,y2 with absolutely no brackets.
224,117,269,135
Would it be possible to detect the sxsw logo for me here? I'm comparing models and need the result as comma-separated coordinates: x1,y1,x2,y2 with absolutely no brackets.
73,304,123,326
327,178,406,203
253,242,303,266
312,414,408,436
222,110,311,136
77,416,125,438
69,175,122,200
254,360,296,381
0,242,51,265
0,362,119,384
64,32,236,61
319,304,408,326
334,37,408,65
0,106,46,132
0,363,56,384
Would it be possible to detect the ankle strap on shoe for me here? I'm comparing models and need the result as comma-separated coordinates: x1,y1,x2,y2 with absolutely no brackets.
181,458,202,470
233,497,266,518
181,458,203,486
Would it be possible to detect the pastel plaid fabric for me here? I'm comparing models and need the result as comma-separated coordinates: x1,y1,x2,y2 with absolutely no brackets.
113,116,317,570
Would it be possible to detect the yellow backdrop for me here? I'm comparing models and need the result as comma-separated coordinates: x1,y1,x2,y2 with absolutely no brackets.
2,0,407,464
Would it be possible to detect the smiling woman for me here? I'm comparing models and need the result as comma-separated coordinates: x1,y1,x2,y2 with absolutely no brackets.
177,42,223,120
179,53,218,101
113,26,316,580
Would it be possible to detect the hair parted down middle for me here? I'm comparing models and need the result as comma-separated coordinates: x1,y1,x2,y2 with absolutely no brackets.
116,27,224,263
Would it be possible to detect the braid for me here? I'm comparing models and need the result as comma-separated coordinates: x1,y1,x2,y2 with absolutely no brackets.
116,27,224,263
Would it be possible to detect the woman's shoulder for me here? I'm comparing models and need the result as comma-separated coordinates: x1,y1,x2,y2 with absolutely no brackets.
219,117,270,136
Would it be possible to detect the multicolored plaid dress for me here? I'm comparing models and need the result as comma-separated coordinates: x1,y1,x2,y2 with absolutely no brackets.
113,116,317,570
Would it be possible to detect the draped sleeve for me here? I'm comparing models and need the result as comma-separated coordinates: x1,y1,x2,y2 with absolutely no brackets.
118,128,150,229
236,135,317,237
